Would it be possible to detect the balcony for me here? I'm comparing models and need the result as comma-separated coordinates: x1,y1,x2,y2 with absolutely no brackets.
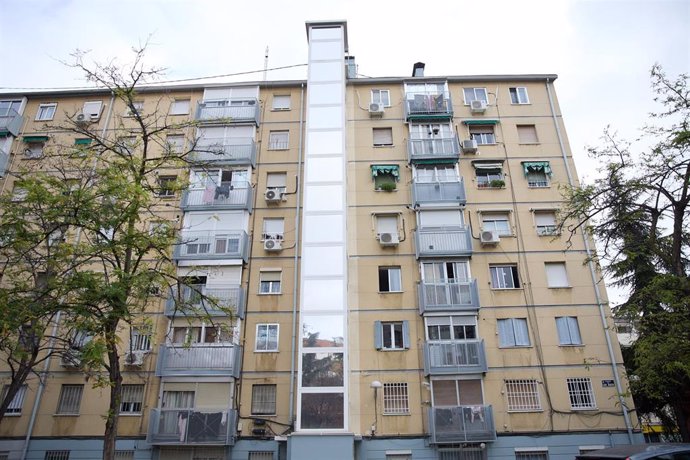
195,99,259,125
173,231,249,262
423,339,487,375
415,226,473,258
412,181,466,207
189,138,256,167
404,92,453,121
407,138,460,163
418,279,479,314
0,109,23,136
428,405,496,444
165,285,245,319
180,182,253,212
156,344,242,377
0,148,8,176
148,408,237,445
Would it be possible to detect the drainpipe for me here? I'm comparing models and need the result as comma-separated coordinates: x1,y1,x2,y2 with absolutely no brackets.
545,79,634,444
288,83,305,426
20,91,116,460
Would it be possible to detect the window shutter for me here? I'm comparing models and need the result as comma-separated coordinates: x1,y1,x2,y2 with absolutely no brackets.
374,321,383,350
517,125,538,143
373,128,393,146
535,212,556,226
376,216,398,234
402,321,410,349
545,262,569,287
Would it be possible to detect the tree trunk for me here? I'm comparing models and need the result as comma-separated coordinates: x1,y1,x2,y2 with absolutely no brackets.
102,329,123,460
0,361,32,425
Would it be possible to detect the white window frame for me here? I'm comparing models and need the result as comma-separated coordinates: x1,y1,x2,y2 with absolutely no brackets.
259,270,282,294
36,103,57,121
490,264,520,289
545,262,569,288
510,87,530,104
124,101,144,117
256,323,279,352
556,316,582,345
534,210,558,236
272,95,291,111
262,218,285,241
371,89,391,107
251,384,277,415
169,99,190,116
130,326,152,351
166,134,184,154
56,384,83,415
268,130,289,150
505,379,542,412
82,101,103,120
378,266,402,293
382,382,409,415
463,87,488,104
567,377,596,410
372,127,394,147
469,125,496,145
170,323,231,345
380,321,406,350
1,384,27,415
119,384,144,415
497,318,530,347
481,211,512,236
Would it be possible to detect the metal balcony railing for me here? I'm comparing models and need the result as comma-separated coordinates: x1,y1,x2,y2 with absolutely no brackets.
412,180,466,206
156,344,242,377
173,231,249,262
0,149,8,176
407,138,460,162
180,182,253,212
195,98,259,125
165,285,245,319
147,408,237,445
415,226,473,258
428,405,496,443
404,92,453,120
0,109,24,136
418,279,479,314
189,138,256,166
423,339,487,375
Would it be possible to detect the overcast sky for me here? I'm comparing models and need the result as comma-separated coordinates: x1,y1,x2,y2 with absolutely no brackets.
1,0,688,303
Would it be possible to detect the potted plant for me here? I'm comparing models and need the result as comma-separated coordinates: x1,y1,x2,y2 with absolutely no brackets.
489,179,505,188
379,182,397,192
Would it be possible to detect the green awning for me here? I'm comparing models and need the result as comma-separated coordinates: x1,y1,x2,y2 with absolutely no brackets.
74,138,92,145
522,161,552,175
413,159,458,165
462,119,499,125
371,165,400,179
23,135,49,143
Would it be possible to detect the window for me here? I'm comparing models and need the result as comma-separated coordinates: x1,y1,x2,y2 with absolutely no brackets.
505,379,541,411
463,87,488,104
0,100,22,115
268,130,289,150
481,212,511,236
266,172,287,191
157,175,177,197
272,95,291,111
383,383,409,414
375,214,400,240
534,211,558,236
251,384,277,415
490,265,520,289
119,384,144,414
545,262,569,288
262,218,284,241
414,165,458,183
385,455,411,460
249,453,274,460
371,89,391,107
256,324,279,352
56,384,83,414
556,317,582,345
124,101,144,117
515,449,548,460
474,162,503,188
510,87,530,104
374,321,409,350
130,326,152,351
36,103,57,121
169,99,190,115
469,125,496,144
378,266,402,292
517,125,538,143
73,138,92,157
427,316,476,341
522,161,551,187
11,186,27,202
44,452,70,460
24,141,45,159
166,134,184,154
371,165,399,190
497,318,530,347
567,377,596,409
1,384,27,415
373,127,393,146
82,101,103,120
259,270,281,294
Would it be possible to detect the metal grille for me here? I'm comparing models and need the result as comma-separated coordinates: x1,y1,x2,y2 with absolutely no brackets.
131,327,151,351
438,445,487,460
515,451,548,460
251,384,276,415
1,384,27,414
120,384,144,414
114,451,134,460
249,452,274,460
505,379,541,411
383,383,409,414
56,384,83,414
45,452,70,460
567,378,596,409
0,453,9,460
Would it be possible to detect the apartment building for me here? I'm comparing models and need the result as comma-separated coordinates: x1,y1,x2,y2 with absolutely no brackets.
0,20,641,460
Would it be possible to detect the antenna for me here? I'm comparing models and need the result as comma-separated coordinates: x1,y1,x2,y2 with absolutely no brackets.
263,46,269,81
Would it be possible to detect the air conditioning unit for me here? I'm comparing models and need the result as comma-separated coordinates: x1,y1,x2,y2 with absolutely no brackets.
125,350,147,367
470,100,487,113
369,102,385,117
264,187,284,203
462,139,478,154
378,232,399,247
74,113,90,126
480,230,500,246
264,237,283,252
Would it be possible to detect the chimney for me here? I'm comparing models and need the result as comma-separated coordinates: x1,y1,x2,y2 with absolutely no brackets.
412,62,425,77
